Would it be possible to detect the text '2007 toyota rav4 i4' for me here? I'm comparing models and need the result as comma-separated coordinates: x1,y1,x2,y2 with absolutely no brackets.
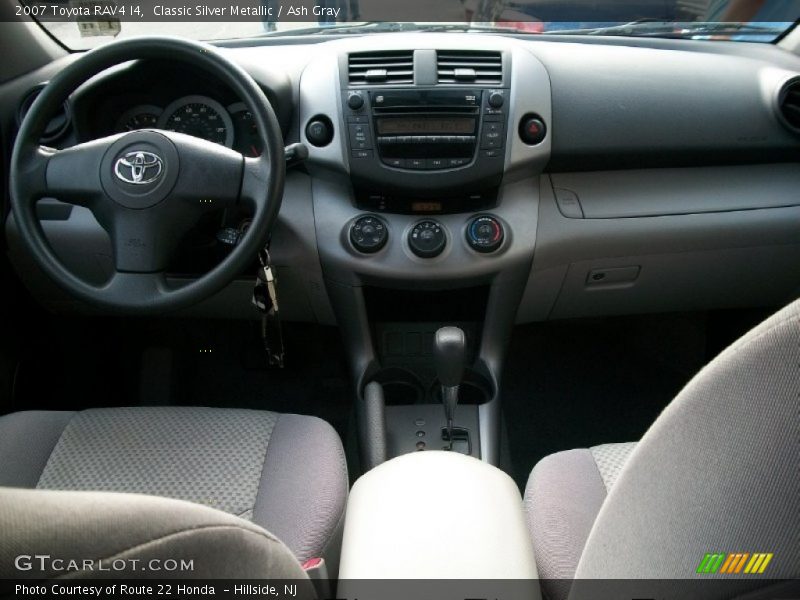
0,0,798,598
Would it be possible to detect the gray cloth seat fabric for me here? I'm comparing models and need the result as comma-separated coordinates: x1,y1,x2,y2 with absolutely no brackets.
524,443,637,600
0,406,348,570
0,487,313,582
525,297,800,600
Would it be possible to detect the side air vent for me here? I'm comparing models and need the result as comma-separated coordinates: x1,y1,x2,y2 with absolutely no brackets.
17,84,71,143
777,77,800,133
437,50,503,85
348,51,414,86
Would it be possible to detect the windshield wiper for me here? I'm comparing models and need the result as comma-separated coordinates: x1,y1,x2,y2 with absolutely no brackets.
551,21,786,38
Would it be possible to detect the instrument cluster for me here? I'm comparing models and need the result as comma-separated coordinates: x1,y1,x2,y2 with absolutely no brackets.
114,95,262,157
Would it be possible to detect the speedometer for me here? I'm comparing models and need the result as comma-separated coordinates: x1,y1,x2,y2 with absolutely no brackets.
158,95,234,148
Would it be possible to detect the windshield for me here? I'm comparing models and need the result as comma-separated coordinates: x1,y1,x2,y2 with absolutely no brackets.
24,0,800,50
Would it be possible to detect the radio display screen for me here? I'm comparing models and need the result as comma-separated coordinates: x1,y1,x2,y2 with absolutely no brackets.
376,118,475,135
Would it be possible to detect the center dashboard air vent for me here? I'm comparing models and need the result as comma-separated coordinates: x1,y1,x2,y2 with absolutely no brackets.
436,50,503,85
777,77,800,133
348,51,414,86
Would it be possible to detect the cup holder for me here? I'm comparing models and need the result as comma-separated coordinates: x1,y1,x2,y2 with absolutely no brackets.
369,367,426,406
366,367,493,406
427,368,493,405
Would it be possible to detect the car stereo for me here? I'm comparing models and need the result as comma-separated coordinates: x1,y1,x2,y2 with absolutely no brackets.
343,87,509,205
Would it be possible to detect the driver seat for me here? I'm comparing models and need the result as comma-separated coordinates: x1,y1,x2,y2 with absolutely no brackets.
0,407,347,578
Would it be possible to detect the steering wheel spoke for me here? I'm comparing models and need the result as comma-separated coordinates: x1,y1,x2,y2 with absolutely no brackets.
106,207,184,274
102,270,170,306
240,156,272,212
42,137,117,207
164,131,244,213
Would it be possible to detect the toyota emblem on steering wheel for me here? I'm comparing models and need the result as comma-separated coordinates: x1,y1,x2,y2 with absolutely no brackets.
114,151,164,185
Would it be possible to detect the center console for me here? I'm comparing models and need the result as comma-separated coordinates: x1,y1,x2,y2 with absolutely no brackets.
338,451,539,588
299,36,552,469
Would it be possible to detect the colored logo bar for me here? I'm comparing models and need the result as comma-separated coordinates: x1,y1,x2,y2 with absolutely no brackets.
696,553,773,574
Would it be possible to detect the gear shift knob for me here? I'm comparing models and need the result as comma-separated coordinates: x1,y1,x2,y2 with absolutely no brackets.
434,326,466,388
435,327,466,447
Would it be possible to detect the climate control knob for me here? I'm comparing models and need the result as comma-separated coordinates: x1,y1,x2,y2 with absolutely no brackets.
350,215,388,254
466,215,504,253
408,220,446,258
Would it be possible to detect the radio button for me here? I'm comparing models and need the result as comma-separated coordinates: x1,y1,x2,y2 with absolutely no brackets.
384,158,406,168
448,158,469,167
481,123,503,149
408,158,426,169
488,91,505,109
349,123,372,150
484,121,504,135
347,92,365,111
428,158,446,169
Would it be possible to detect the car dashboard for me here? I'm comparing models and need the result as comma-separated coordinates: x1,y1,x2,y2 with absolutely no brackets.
2,32,800,328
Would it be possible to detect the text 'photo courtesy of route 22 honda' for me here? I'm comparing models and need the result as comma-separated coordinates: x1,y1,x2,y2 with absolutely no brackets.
0,0,798,599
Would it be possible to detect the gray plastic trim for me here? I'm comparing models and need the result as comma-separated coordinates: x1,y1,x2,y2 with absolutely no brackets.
525,40,800,169
550,163,800,219
516,174,800,322
299,52,349,175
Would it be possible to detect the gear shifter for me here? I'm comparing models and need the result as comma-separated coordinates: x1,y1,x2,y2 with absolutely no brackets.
434,326,466,448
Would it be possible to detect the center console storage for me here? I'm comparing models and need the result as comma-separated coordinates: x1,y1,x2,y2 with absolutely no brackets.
338,451,539,587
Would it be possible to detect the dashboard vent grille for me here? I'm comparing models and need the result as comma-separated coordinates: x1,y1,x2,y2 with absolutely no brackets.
778,78,800,133
348,51,414,85
437,50,502,85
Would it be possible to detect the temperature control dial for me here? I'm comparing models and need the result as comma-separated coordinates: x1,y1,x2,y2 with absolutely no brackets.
466,215,504,253
408,220,447,258
350,215,388,254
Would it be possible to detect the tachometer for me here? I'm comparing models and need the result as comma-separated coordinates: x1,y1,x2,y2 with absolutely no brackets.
158,95,234,148
115,105,163,133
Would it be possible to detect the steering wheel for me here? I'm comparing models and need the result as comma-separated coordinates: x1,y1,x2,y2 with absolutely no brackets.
9,37,285,314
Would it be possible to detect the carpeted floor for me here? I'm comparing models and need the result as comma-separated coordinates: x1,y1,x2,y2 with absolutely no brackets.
500,309,771,489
